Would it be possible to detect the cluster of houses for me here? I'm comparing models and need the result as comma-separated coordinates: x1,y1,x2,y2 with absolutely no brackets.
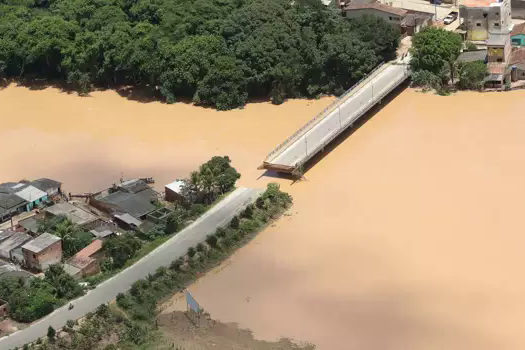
455,0,525,87
0,177,186,310
336,0,525,88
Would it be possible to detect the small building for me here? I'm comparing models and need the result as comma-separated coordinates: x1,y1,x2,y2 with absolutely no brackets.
22,233,62,271
18,215,40,234
66,239,104,278
0,192,28,224
401,12,433,36
113,213,143,230
0,261,33,281
14,185,48,211
509,48,525,80
165,180,185,202
44,202,99,229
90,179,157,221
511,23,525,46
0,230,16,244
459,0,512,41
343,1,408,26
31,178,62,197
89,225,117,240
0,299,8,318
0,232,32,260
456,49,488,63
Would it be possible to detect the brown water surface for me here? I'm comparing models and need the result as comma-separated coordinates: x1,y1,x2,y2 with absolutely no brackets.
2,84,525,349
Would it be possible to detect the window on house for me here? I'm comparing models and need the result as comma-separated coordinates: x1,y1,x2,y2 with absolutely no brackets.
497,58,503,62
389,16,393,20
494,22,499,27
477,23,482,27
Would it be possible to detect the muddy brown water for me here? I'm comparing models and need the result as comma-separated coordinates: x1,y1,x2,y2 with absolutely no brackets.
2,84,525,349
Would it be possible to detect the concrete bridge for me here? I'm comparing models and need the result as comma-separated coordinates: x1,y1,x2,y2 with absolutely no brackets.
261,57,411,175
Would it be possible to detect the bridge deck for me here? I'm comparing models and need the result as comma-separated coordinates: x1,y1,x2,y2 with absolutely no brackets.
262,59,411,174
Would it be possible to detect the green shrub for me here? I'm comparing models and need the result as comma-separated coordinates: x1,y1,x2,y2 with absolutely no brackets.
187,247,196,257
230,216,240,229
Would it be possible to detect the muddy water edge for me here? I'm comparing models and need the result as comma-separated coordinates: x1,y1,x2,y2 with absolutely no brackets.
2,84,525,349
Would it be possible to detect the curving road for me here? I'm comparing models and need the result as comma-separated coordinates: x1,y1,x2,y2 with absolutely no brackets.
0,187,262,350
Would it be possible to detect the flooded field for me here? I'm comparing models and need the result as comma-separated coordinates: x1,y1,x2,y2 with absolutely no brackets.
3,84,525,349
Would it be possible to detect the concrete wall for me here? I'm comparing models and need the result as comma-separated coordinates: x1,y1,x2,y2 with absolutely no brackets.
461,0,512,41
23,240,62,271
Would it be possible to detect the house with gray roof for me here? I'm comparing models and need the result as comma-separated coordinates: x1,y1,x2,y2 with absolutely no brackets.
44,202,99,228
0,192,28,223
31,178,62,196
22,233,62,271
90,179,158,220
0,232,32,260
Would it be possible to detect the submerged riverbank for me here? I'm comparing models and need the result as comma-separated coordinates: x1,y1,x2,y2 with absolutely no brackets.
4,84,525,349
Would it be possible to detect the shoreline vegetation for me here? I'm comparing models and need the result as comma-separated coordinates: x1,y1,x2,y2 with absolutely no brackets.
0,0,400,110
18,183,297,350
410,27,489,95
0,156,240,325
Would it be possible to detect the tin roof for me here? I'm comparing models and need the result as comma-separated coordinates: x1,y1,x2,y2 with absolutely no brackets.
165,180,185,194
45,202,98,226
22,233,61,254
31,178,61,193
15,185,47,203
0,232,32,259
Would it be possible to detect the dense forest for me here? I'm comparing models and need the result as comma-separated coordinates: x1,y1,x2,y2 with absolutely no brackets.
0,0,400,110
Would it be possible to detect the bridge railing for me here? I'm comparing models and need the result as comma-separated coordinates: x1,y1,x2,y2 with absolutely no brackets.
265,62,386,162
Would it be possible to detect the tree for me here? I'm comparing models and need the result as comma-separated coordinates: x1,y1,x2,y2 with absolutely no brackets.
411,27,462,83
47,326,56,341
44,264,83,299
457,61,487,90
103,235,141,269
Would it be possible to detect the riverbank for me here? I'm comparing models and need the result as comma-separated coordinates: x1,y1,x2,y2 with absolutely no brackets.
11,184,298,350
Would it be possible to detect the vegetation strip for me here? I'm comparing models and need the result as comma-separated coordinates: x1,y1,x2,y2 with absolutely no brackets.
18,183,293,350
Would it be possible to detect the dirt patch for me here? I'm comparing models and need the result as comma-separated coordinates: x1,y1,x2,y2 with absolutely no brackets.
157,311,314,350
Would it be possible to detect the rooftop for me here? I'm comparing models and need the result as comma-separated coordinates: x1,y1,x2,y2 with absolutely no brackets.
511,22,525,36
74,239,103,258
98,187,157,218
68,239,103,269
344,2,408,16
0,230,16,243
0,193,27,210
487,33,509,46
18,216,40,233
114,213,143,227
22,233,61,254
510,47,525,67
119,179,150,194
457,49,488,62
462,0,500,7
15,185,47,203
45,202,98,226
31,178,61,193
89,229,115,238
165,180,185,194
0,232,32,259
487,62,507,74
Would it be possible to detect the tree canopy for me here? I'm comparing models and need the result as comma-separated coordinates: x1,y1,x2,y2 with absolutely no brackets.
0,0,400,109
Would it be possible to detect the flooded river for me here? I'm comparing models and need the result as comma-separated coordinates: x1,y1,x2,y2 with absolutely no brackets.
2,84,525,349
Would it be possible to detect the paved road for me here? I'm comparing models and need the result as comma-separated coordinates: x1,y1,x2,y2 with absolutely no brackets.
0,187,262,350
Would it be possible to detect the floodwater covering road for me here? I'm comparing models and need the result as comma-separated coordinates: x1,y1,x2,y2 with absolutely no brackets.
3,84,525,349
0,187,262,349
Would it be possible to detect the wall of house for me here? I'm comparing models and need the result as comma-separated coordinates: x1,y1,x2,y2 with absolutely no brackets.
344,8,403,26
80,259,100,277
461,1,512,41
23,241,62,271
